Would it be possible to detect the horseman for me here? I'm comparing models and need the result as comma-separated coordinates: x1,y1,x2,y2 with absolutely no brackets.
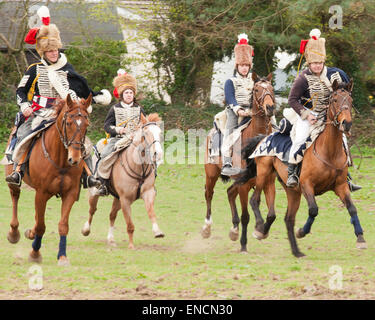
221,33,255,176
5,6,111,187
94,69,146,196
286,29,361,192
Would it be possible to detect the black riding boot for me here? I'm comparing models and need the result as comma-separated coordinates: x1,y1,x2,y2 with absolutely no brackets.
221,156,241,176
82,156,101,189
347,172,361,192
5,162,23,186
286,163,299,188
95,177,109,196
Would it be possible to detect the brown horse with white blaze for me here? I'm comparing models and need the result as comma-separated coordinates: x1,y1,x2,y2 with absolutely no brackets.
241,79,366,257
5,94,91,266
81,113,164,249
202,72,275,252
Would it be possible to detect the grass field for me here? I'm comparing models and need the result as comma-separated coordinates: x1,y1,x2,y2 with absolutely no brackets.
0,144,374,300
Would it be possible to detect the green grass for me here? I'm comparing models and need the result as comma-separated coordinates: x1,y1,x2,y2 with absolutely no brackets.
0,143,374,299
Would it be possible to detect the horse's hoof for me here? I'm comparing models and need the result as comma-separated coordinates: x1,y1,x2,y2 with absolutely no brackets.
296,228,306,239
81,228,90,237
294,251,306,258
229,227,239,241
201,226,211,239
252,230,266,240
107,239,117,247
81,222,91,236
356,235,367,249
7,229,20,244
28,250,42,264
24,229,35,240
128,244,135,250
154,232,165,238
240,247,248,254
57,256,70,267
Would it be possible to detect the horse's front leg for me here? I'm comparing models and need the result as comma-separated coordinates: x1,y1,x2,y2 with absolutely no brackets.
238,183,252,252
296,183,318,238
335,183,367,249
142,187,164,238
81,193,99,236
7,183,21,244
28,191,51,263
202,168,219,239
107,197,121,246
263,174,277,237
57,190,78,266
284,188,305,258
227,182,240,241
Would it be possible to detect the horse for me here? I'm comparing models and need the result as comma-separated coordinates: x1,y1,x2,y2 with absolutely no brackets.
202,72,275,252
81,113,164,249
240,79,366,257
5,94,91,266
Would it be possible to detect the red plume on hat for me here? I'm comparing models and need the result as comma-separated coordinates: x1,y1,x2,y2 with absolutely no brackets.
24,6,51,45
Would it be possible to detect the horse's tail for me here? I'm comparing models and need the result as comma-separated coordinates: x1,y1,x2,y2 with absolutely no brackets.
236,134,266,185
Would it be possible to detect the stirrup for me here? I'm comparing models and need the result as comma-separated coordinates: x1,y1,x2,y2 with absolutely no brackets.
286,175,299,188
95,185,109,196
87,175,101,188
5,171,22,186
348,181,361,192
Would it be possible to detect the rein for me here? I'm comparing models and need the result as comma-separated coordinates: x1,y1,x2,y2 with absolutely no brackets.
41,106,88,196
312,88,351,173
119,122,160,198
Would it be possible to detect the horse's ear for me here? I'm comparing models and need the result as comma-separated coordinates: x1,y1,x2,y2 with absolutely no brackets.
332,79,339,91
66,94,74,110
347,79,354,93
266,72,272,82
252,71,259,82
85,93,93,109
140,112,147,125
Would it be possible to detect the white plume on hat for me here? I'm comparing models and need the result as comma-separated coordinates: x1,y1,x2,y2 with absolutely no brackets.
237,33,249,43
37,6,50,22
309,28,321,39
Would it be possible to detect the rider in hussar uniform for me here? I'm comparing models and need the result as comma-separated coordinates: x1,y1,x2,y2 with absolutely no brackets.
94,69,146,196
221,33,255,176
5,6,111,187
286,29,361,192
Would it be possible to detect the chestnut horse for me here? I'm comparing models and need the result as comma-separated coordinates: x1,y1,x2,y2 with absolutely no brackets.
241,80,366,257
5,94,91,266
202,72,275,252
81,113,164,249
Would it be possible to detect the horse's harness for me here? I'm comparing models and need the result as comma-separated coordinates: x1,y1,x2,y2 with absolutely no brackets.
119,122,160,199
42,106,88,196
251,80,275,128
312,88,352,174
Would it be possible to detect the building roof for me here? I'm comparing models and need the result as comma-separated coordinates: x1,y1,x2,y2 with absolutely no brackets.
0,1,124,50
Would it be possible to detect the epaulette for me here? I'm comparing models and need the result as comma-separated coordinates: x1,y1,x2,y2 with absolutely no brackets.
26,62,42,71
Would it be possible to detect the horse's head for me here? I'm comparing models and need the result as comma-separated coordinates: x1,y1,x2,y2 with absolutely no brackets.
329,79,353,134
133,113,163,166
252,72,275,117
56,93,91,166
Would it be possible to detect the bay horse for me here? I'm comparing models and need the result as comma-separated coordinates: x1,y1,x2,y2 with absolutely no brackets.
241,79,366,257
81,113,164,249
202,72,275,252
5,94,91,266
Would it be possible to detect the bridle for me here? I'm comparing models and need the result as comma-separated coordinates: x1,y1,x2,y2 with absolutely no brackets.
327,88,352,127
120,122,161,182
56,106,89,153
313,87,352,173
252,80,275,117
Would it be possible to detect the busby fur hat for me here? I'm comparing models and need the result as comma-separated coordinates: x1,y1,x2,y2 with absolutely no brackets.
234,33,254,66
113,69,137,99
24,6,62,57
301,29,326,64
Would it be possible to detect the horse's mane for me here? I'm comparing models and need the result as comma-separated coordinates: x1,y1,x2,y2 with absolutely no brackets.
54,98,66,116
147,113,162,123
